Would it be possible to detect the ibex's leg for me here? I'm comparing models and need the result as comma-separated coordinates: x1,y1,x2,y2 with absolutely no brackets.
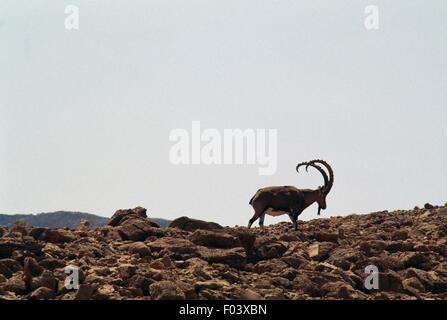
259,213,266,228
248,207,266,229
287,212,295,224
290,210,301,231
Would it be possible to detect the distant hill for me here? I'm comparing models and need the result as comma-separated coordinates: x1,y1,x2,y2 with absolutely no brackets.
0,211,172,229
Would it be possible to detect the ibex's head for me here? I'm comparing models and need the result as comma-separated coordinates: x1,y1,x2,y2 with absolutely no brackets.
296,160,334,215
316,187,327,211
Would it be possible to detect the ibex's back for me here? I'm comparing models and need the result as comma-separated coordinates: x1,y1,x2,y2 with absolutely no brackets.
249,186,304,210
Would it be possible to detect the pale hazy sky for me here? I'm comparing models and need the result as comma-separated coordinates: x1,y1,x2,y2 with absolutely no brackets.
1,1,446,226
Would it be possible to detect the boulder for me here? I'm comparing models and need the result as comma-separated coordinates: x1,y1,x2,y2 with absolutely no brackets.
31,270,57,291
29,228,76,243
314,232,339,243
379,271,404,292
0,239,42,258
307,242,337,261
2,276,26,295
38,258,65,270
107,207,164,241
254,240,287,260
0,259,22,278
168,216,223,232
30,287,56,300
24,257,43,279
78,219,90,231
197,247,246,268
119,242,152,258
75,284,98,300
149,281,185,300
0,226,7,238
236,288,263,300
189,230,241,248
108,206,148,226
147,238,197,260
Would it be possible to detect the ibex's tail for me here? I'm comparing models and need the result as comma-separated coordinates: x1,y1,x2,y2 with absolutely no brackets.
249,195,255,205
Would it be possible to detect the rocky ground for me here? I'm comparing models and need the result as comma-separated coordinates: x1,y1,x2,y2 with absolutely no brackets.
1,204,447,300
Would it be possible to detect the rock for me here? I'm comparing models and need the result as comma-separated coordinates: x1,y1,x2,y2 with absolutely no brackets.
117,220,164,241
31,270,57,291
24,257,43,279
254,259,289,274
405,268,447,293
108,206,148,226
379,271,403,292
1,204,447,300
10,221,29,236
327,247,363,270
75,284,98,300
3,277,26,295
30,287,56,300
38,258,65,270
402,252,432,270
236,288,263,300
0,239,42,258
29,228,76,243
189,230,241,248
0,259,22,278
322,282,367,299
128,275,151,296
119,242,152,258
168,216,223,232
364,255,404,272
118,264,137,280
0,226,7,238
392,230,409,241
192,266,212,280
161,256,175,269
424,203,435,210
78,219,90,231
147,238,197,260
307,242,336,261
402,277,425,297
386,241,403,253
197,247,246,268
280,268,298,281
314,232,338,243
315,262,339,272
281,255,308,268
107,207,164,241
149,281,185,300
230,229,256,253
254,240,287,259
359,240,387,255
292,275,321,297
195,280,229,291
270,277,292,288
93,284,120,300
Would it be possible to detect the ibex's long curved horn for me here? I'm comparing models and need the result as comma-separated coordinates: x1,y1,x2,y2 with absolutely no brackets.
296,161,329,191
296,161,309,173
308,160,334,194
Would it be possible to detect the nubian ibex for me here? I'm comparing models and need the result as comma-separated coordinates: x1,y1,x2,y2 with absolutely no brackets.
248,160,334,230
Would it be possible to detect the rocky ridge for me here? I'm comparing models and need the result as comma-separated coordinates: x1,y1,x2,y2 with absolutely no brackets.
1,204,446,300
